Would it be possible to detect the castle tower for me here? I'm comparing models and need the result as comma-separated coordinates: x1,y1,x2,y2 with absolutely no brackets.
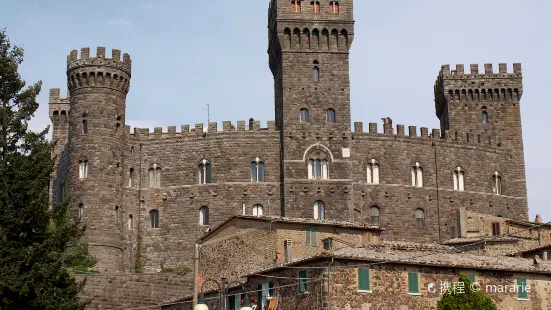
66,47,131,272
48,88,70,204
268,0,355,218
434,63,527,208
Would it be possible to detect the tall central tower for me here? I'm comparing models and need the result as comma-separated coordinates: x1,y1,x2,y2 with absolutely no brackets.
268,0,355,217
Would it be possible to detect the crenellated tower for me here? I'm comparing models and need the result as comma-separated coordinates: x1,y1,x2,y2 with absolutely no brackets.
434,63,527,209
269,0,356,218
66,47,131,272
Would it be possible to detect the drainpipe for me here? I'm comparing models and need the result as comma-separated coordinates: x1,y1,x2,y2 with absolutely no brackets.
193,243,200,307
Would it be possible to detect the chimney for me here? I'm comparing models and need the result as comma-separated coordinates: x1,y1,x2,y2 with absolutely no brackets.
535,214,542,223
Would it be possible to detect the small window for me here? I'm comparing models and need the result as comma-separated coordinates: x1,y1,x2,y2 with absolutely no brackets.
408,272,419,294
149,164,162,188
199,160,212,184
367,160,380,184
115,206,119,223
482,107,489,124
329,1,339,14
310,1,320,13
82,119,88,134
128,214,133,230
199,206,209,225
291,0,301,12
358,268,371,292
370,206,380,225
129,168,134,187
415,209,425,227
300,108,309,123
323,238,332,250
326,108,335,122
492,171,502,195
314,200,325,219
305,226,317,246
251,159,265,182
453,167,465,191
491,222,501,236
451,225,456,238
308,159,328,179
78,203,84,220
517,278,528,300
411,162,423,187
312,66,320,83
150,209,160,228
299,270,308,293
253,204,263,216
79,160,88,179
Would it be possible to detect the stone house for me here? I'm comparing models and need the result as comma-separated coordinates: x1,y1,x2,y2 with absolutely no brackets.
198,215,382,285
167,242,551,310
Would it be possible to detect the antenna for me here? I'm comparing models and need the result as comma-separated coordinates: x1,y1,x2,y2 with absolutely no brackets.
203,104,210,123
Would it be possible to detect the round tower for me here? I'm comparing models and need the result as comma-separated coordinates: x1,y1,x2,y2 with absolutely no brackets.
66,47,131,273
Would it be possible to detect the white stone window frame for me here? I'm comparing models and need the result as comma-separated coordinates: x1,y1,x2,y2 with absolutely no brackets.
251,157,265,182
79,160,88,179
411,162,423,187
149,163,162,188
453,167,465,191
314,200,325,219
199,159,212,184
367,159,380,184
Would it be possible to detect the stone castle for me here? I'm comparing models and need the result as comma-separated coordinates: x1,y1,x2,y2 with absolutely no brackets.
48,0,528,274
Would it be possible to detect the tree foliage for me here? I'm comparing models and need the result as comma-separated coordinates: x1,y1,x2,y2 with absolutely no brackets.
437,274,497,310
0,28,96,310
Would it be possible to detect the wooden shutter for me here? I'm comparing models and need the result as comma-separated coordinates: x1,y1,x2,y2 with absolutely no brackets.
269,281,274,296
517,278,528,299
358,268,370,291
228,295,236,310
408,272,419,294
257,284,263,308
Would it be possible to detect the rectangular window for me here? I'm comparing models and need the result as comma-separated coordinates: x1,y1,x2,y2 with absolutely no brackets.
228,295,236,310
299,270,307,293
358,268,371,292
251,162,257,182
517,278,528,299
408,272,419,294
491,222,501,236
305,226,317,246
257,284,263,309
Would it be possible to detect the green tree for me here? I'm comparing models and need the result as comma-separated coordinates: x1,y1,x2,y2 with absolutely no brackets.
437,274,497,310
0,29,96,310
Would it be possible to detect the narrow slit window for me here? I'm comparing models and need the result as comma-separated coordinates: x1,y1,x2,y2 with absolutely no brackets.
82,119,88,134
313,66,320,83
199,206,209,225
149,209,160,228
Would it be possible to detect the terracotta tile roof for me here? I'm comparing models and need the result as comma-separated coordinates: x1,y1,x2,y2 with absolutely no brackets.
508,244,551,256
442,236,520,245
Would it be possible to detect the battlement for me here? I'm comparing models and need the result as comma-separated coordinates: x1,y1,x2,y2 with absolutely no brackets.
440,63,521,77
49,88,70,123
66,47,131,95
352,122,502,147
128,120,277,138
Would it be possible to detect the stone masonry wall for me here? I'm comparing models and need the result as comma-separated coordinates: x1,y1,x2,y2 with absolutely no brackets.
79,273,193,310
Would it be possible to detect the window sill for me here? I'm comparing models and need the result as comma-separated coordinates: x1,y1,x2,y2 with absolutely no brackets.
357,290,372,293
517,298,529,301
408,293,421,296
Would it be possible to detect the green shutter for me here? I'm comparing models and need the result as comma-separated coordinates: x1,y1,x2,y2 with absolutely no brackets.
228,295,236,310
257,284,263,308
358,268,371,291
408,272,419,294
269,281,274,296
517,278,528,299
311,227,317,246
305,228,311,245
467,275,475,283
299,270,307,293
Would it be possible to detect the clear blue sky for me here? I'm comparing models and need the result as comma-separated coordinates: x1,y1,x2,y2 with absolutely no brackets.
2,0,549,221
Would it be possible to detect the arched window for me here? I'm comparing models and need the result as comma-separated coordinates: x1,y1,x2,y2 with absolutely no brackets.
310,1,320,13
78,203,84,221
312,66,320,83
411,162,423,187
308,159,328,179
251,158,265,182
199,160,212,184
482,107,489,124
128,214,133,230
492,171,502,195
453,167,465,191
149,163,162,188
149,209,159,228
291,0,301,12
326,109,335,123
300,108,309,123
82,119,88,134
415,209,425,227
253,204,263,216
329,1,339,13
199,206,209,225
314,200,325,219
79,160,88,179
367,159,380,184
129,168,134,187
369,206,380,225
